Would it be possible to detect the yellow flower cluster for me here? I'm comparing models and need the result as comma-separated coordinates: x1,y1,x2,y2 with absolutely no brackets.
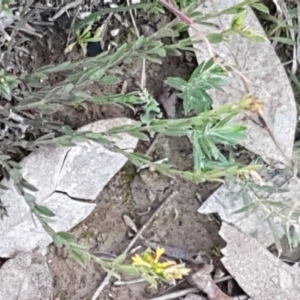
131,247,190,285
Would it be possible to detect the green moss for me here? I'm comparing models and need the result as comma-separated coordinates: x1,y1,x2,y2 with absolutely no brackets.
120,162,136,203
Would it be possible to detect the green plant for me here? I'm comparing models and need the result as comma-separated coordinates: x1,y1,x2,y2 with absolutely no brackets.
0,70,19,101
13,29,194,117
232,172,300,255
65,25,102,56
74,3,154,31
166,59,228,115
147,0,165,14
254,3,296,47
0,0,11,11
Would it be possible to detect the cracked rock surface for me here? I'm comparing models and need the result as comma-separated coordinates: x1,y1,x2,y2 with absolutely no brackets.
0,118,138,258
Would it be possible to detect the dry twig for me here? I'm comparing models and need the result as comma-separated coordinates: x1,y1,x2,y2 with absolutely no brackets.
49,0,83,21
113,278,145,286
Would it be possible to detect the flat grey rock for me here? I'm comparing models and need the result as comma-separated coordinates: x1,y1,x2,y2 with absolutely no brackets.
199,169,300,247
0,118,138,257
0,249,53,300
220,223,300,300
199,179,279,247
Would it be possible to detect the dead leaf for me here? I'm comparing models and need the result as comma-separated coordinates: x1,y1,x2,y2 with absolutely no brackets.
0,250,52,300
64,42,77,54
140,25,155,37
219,223,300,300
123,214,138,233
188,264,233,300
189,0,297,165
158,87,178,119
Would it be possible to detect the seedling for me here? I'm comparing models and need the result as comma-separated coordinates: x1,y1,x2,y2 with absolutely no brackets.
65,25,102,56
0,70,19,101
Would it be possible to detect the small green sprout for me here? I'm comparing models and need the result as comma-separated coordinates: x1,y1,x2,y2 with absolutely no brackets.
65,25,102,56
0,70,20,101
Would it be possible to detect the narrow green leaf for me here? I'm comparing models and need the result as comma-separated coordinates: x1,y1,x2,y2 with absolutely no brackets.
286,222,293,251
131,36,146,51
269,37,295,45
251,3,269,14
291,226,299,248
7,161,21,169
99,75,121,85
53,234,64,248
74,3,154,31
127,152,151,161
127,131,149,141
72,136,87,143
267,217,282,256
288,69,300,92
34,204,56,217
0,84,12,100
154,47,166,57
58,232,75,242
144,55,162,64
84,132,109,142
69,248,90,268
37,61,72,73
142,273,157,288
36,133,56,142
109,44,128,65
233,203,256,214
239,29,266,43
207,33,224,43
112,253,126,266
102,266,121,280
165,77,188,91
85,36,101,43
164,47,182,56
77,68,105,84
21,179,39,192
5,75,19,86
23,193,36,207
220,0,257,15
60,126,74,135
116,264,140,276
39,215,57,224
69,242,89,250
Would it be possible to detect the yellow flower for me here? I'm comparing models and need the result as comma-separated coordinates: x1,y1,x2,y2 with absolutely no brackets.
162,264,190,280
131,248,191,287
131,254,152,268
157,261,176,269
142,249,155,264
153,247,165,263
